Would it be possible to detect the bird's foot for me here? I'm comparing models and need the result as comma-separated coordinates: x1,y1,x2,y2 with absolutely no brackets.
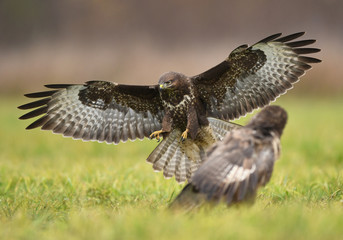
149,130,163,142
180,129,189,142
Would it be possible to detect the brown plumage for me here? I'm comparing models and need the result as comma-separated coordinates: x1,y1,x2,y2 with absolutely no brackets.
18,32,319,182
170,105,288,210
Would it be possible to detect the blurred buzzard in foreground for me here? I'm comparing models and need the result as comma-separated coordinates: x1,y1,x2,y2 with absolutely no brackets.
19,32,319,182
170,105,287,210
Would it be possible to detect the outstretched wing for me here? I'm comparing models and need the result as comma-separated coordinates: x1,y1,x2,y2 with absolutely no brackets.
18,81,164,144
192,32,321,120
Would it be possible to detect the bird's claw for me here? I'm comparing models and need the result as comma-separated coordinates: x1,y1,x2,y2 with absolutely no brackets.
180,129,189,142
149,130,163,141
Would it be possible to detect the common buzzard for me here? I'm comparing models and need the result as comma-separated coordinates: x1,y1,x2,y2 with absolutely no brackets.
19,32,319,182
170,105,287,210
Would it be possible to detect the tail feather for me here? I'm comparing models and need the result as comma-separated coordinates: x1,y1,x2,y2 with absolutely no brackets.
163,142,178,178
148,130,180,170
149,132,178,171
185,156,192,180
174,148,185,182
208,117,241,140
169,184,206,211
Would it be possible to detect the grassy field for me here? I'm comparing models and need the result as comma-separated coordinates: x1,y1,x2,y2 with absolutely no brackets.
0,96,342,240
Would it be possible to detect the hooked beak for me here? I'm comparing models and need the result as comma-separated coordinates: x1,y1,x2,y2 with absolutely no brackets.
159,81,173,90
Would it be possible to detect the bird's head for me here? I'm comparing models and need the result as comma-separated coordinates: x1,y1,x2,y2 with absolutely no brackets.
158,72,188,92
248,105,288,137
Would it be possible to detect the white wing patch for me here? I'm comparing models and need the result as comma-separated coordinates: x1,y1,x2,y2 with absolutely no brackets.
223,164,256,184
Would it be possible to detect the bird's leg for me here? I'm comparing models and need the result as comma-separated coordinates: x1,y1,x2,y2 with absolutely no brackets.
180,129,189,142
149,129,163,142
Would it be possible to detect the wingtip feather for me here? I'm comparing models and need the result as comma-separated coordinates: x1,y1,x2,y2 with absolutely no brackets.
287,39,316,47
257,33,282,43
298,56,322,63
17,98,50,110
18,106,48,120
24,90,58,98
44,84,74,89
275,32,305,42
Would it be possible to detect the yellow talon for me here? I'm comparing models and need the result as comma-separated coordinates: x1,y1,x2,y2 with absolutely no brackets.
149,130,163,140
181,129,189,142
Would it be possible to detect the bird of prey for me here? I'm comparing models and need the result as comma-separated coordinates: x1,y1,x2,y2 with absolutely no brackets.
18,32,320,183
170,105,288,210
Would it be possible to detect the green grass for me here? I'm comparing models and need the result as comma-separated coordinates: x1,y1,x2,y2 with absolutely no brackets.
0,96,343,240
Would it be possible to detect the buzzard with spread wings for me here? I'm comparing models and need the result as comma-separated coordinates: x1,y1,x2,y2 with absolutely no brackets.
19,32,320,182
170,105,287,210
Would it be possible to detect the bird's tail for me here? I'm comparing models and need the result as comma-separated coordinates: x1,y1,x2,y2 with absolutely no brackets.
169,184,207,211
147,129,202,183
146,118,240,183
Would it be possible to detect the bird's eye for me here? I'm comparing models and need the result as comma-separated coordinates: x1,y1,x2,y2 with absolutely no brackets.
166,80,172,84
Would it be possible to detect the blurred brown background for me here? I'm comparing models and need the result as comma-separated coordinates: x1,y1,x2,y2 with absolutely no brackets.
0,0,342,96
